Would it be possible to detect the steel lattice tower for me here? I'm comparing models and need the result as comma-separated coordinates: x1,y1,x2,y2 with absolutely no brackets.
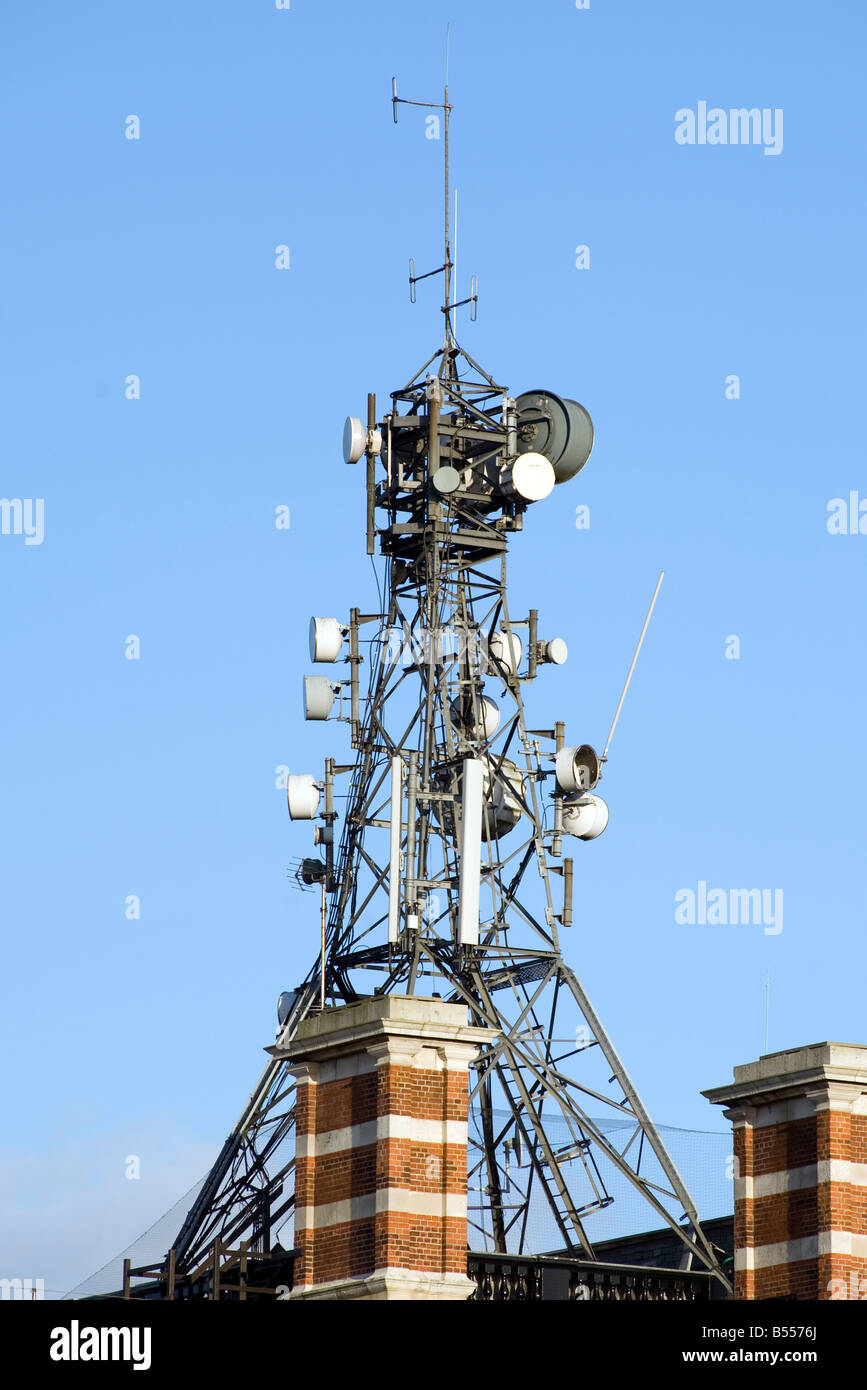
169,82,730,1293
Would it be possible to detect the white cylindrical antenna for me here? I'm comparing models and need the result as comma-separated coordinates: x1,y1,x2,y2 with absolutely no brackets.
287,774,321,820
562,792,609,841
541,637,568,666
601,570,664,763
555,744,600,794
488,630,523,676
405,752,418,911
387,756,402,944
304,675,337,721
309,616,345,663
457,759,483,946
450,694,500,740
343,416,367,465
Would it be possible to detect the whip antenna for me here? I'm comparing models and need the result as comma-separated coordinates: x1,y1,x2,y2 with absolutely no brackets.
601,570,664,764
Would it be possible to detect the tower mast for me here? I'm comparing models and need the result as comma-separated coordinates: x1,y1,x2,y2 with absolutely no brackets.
169,80,731,1293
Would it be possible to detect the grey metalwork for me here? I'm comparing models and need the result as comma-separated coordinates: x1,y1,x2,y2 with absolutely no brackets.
169,82,731,1294
467,1253,716,1302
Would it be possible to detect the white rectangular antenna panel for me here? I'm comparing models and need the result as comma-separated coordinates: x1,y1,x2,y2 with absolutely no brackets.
457,758,483,946
387,756,402,944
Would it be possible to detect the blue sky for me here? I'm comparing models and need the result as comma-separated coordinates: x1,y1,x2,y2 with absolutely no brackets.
2,0,865,1294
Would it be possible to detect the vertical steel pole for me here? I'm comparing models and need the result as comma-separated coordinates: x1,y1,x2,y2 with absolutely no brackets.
320,877,327,1010
325,757,335,887
366,393,376,554
552,719,565,857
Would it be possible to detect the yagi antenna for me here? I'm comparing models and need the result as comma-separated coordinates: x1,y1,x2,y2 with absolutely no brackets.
601,570,664,765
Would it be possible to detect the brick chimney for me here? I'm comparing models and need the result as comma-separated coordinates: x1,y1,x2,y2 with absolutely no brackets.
705,1042,867,1300
274,994,491,1300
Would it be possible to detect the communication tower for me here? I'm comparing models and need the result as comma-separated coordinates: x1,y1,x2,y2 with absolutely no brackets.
169,80,729,1292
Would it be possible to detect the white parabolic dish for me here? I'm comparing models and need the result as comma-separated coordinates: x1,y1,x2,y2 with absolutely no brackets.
502,450,555,501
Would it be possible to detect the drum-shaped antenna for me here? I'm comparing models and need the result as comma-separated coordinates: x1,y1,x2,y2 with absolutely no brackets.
309,616,345,663
287,774,321,820
303,675,336,720
562,792,609,841
514,390,594,484
449,694,501,740
541,637,568,666
343,415,367,465
555,744,600,794
488,631,523,676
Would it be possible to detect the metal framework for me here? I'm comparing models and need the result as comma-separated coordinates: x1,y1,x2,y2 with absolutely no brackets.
169,82,731,1294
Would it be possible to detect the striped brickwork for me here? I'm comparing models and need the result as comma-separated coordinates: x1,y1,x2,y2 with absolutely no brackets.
705,1043,867,1300
276,995,491,1300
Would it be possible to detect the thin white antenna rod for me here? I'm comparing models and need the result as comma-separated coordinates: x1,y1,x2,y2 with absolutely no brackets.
602,570,664,763
764,971,770,1051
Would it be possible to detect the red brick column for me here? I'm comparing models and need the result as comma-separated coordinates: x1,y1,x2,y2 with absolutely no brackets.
705,1043,867,1300
276,995,491,1300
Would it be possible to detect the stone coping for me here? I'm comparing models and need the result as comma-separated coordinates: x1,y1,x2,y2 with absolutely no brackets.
704,1042,867,1109
267,993,494,1064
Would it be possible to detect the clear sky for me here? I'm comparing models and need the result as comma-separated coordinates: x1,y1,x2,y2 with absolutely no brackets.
2,0,865,1295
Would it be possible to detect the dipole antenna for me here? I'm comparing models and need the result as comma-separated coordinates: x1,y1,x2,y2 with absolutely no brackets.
393,46,477,346
444,25,451,328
